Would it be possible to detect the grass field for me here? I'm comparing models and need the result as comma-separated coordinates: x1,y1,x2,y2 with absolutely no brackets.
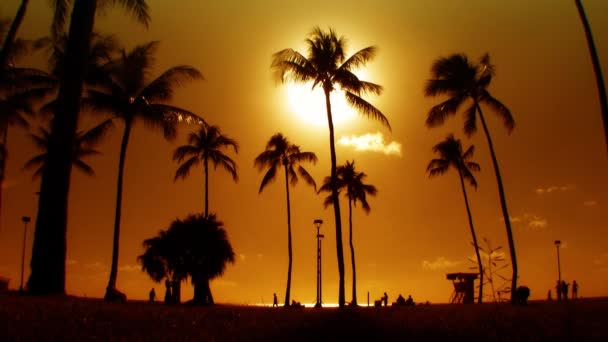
1,293,607,341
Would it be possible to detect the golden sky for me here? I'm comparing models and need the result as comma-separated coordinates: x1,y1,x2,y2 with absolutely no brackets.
1,0,607,304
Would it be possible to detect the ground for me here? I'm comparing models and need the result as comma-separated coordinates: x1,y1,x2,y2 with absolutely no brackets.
1,293,607,341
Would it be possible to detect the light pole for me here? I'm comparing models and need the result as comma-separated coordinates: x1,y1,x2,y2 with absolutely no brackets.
554,240,561,301
20,216,31,292
314,219,324,308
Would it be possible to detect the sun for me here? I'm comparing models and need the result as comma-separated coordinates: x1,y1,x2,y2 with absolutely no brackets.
284,70,369,127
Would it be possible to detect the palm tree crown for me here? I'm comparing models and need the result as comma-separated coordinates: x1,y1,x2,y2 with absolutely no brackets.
174,124,238,217
24,118,113,178
255,133,317,193
427,135,480,187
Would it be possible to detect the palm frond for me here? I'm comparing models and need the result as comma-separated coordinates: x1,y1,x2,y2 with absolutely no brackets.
73,159,95,177
50,0,71,38
113,0,151,28
258,165,277,193
426,96,465,128
297,165,316,191
344,91,391,130
339,46,377,72
174,156,199,181
271,49,316,84
78,118,114,146
173,145,199,162
142,65,203,102
480,90,515,133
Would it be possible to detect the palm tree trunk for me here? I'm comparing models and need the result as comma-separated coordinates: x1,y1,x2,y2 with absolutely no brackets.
0,0,30,69
0,123,7,230
348,198,357,306
28,0,96,295
283,163,293,307
204,156,209,216
457,167,483,303
105,118,132,298
475,101,517,303
575,0,608,155
324,88,345,308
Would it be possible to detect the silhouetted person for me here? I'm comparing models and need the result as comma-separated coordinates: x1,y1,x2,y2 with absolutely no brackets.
572,280,578,299
561,280,569,300
515,286,530,305
149,288,156,303
383,292,388,307
164,279,173,305
547,289,552,301
405,295,414,306
273,293,278,307
395,294,405,305
556,280,562,301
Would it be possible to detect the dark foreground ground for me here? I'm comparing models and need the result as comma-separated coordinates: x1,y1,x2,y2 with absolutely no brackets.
1,293,607,341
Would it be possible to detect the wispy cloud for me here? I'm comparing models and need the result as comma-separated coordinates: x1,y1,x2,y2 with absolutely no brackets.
422,256,462,271
338,132,401,156
119,264,140,272
84,262,107,271
535,184,576,195
505,213,548,230
593,253,608,272
584,200,598,207
67,259,78,266
239,254,246,261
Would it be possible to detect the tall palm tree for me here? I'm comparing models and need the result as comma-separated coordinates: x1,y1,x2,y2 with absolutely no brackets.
426,134,483,303
174,125,238,217
319,160,376,306
24,118,113,178
272,27,390,307
425,53,518,302
138,213,235,305
575,0,608,154
0,0,30,69
254,133,317,307
29,0,150,295
85,41,203,301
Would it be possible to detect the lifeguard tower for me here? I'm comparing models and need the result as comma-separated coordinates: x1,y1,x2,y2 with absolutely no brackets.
446,272,478,304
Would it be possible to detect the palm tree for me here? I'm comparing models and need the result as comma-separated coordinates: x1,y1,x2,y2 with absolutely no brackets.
272,27,390,307
23,118,113,178
575,0,608,154
425,53,518,302
173,125,238,217
254,133,317,306
319,160,376,306
29,0,150,295
426,134,483,303
85,41,203,301
0,0,30,69
138,213,235,305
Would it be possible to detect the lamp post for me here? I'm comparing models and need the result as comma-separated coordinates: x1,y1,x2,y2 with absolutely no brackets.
554,240,561,301
314,219,324,308
20,216,31,292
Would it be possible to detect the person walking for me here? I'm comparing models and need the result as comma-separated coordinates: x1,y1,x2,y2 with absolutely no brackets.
572,280,578,299
272,293,278,307
149,288,156,303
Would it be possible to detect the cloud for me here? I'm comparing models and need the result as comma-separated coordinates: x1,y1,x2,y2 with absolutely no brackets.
214,279,238,288
584,200,598,207
84,262,107,271
119,264,140,272
528,217,548,229
239,254,246,261
422,256,462,271
593,253,608,272
505,213,548,230
338,132,401,156
66,259,78,266
535,184,576,195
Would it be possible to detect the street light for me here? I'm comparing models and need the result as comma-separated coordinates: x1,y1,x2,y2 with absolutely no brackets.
314,219,324,308
20,216,31,292
554,240,561,301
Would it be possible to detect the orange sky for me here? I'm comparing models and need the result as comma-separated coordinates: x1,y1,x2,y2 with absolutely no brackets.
1,0,607,304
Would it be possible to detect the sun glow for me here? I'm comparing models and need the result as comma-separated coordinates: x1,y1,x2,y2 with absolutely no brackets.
285,70,370,127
